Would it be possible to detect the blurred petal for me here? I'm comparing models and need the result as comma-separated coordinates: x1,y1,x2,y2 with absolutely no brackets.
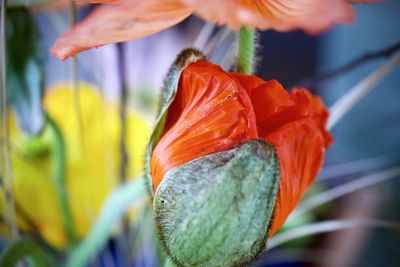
75,0,120,3
150,61,258,191
51,0,192,60
182,0,360,33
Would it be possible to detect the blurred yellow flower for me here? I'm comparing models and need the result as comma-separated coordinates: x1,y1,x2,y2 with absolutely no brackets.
3,82,151,248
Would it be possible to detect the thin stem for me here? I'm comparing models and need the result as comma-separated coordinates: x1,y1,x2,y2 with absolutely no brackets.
296,41,400,89
117,43,128,183
237,27,255,75
0,0,18,240
193,22,215,50
204,27,230,55
318,155,394,181
268,219,400,249
46,114,76,246
327,54,400,130
69,0,84,157
292,166,400,218
116,42,130,266
207,27,237,70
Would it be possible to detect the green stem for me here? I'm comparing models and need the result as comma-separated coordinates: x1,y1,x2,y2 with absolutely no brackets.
46,113,76,246
237,27,255,75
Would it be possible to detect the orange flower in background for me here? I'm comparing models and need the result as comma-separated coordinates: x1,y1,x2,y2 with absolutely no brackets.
150,60,332,235
51,0,375,60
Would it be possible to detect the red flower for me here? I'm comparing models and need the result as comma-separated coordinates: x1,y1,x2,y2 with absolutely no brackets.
151,60,332,235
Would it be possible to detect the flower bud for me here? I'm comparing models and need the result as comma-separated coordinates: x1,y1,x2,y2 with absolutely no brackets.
146,48,332,266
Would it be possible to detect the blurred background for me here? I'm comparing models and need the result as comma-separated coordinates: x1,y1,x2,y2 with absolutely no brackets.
0,0,399,266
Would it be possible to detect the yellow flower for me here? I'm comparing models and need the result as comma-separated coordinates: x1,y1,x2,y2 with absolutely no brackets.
3,82,151,248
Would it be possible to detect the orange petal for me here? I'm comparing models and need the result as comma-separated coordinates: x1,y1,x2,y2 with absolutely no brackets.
51,0,192,60
254,88,331,236
182,0,359,33
233,75,332,235
150,61,258,191
231,73,297,127
265,118,329,236
254,87,331,145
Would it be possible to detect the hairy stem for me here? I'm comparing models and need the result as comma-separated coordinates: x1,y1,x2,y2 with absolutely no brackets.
237,27,255,75
117,43,128,183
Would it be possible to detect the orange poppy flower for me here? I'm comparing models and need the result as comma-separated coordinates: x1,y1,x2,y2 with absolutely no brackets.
150,60,332,236
51,0,374,60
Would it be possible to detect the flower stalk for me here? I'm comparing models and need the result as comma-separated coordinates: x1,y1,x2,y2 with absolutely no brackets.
46,114,76,246
237,26,255,75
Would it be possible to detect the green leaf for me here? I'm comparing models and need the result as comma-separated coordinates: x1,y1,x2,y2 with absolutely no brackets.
144,48,205,196
154,140,280,267
0,238,52,267
6,8,44,136
65,179,147,267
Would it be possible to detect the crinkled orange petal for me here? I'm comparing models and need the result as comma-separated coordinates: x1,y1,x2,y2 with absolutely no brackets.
257,88,332,148
150,61,258,191
51,0,192,60
253,86,332,236
265,118,329,236
182,0,358,33
231,73,297,126
233,74,332,235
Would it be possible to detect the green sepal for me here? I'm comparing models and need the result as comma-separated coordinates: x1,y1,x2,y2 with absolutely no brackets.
154,140,280,267
144,48,205,197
